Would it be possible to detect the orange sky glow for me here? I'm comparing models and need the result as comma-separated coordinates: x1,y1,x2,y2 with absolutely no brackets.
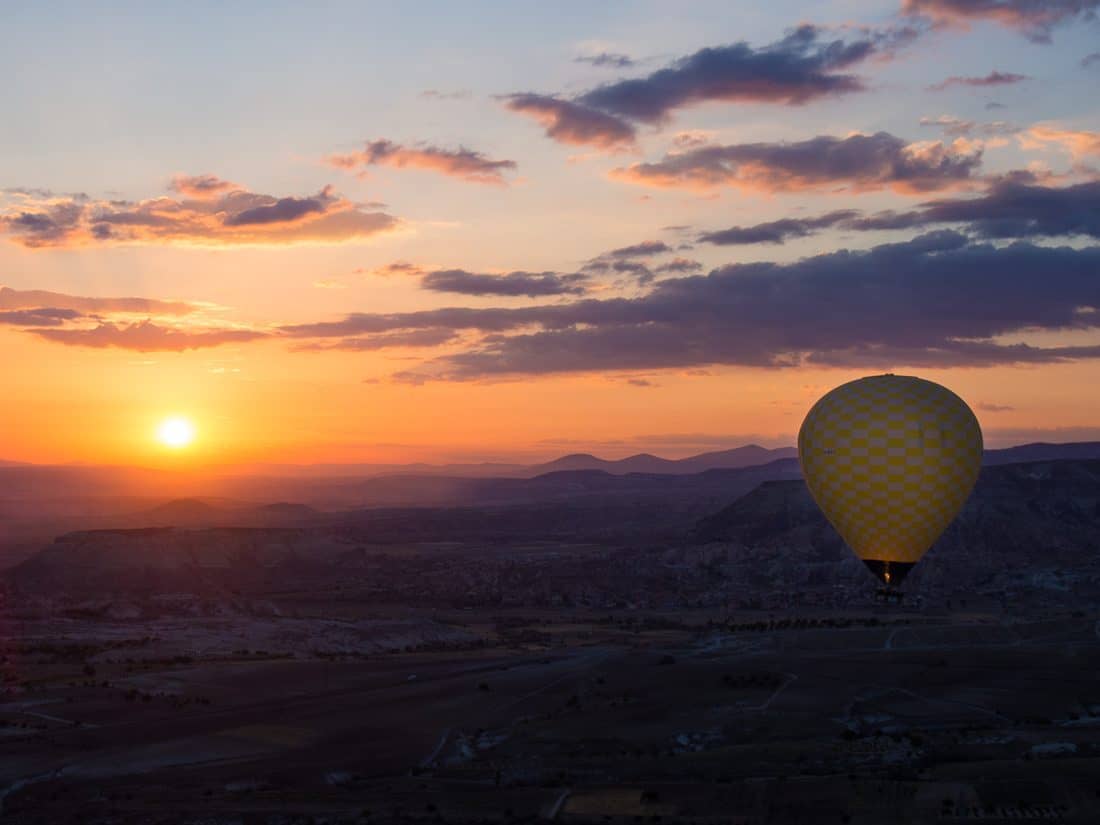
2,2,1099,468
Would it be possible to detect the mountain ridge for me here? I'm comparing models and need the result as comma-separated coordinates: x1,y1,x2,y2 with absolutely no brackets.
4,441,1099,482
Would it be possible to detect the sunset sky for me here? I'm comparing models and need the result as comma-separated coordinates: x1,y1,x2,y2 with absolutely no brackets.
3,1,1099,467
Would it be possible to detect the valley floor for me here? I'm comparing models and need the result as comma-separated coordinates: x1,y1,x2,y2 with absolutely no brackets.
2,604,1099,824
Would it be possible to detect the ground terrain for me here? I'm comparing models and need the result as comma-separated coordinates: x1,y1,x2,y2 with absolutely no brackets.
1,453,1098,823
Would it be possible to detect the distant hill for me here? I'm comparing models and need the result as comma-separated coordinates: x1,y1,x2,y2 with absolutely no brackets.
694,457,1100,544
691,458,1100,599
2,441,1099,518
10,458,1100,607
122,498,323,529
334,458,804,509
529,445,798,475
983,441,1100,465
140,498,225,525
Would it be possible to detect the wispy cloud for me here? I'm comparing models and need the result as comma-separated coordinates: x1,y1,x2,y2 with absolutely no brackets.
575,52,636,68
0,307,83,327
2,285,260,350
0,183,397,248
581,240,677,285
610,132,982,193
902,0,1100,43
359,261,424,278
0,285,200,315
928,70,1028,91
326,139,517,185
31,320,268,351
655,257,704,274
699,210,861,245
698,180,1100,244
168,174,240,199
919,114,1020,138
292,328,459,352
351,262,589,297
602,240,672,259
421,269,588,297
420,89,472,100
1020,124,1100,158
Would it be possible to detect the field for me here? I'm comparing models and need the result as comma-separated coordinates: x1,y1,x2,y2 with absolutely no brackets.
3,604,1099,824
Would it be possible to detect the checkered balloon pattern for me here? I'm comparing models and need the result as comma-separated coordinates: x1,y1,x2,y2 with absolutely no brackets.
798,374,983,565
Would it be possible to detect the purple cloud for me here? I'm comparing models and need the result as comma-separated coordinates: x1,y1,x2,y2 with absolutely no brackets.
604,240,672,258
655,258,704,274
421,270,588,297
168,174,240,199
283,234,1100,380
611,132,982,193
1,184,397,248
31,320,267,351
928,71,1029,91
577,25,909,124
0,307,82,327
575,52,637,68
502,94,637,150
698,180,1100,244
223,192,331,226
699,210,861,245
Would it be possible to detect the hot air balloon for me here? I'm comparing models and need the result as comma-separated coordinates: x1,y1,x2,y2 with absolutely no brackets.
798,374,982,588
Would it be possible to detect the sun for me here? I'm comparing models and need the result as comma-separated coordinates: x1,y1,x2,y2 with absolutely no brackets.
156,416,196,449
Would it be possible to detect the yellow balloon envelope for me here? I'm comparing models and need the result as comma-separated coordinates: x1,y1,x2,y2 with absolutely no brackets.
798,374,982,585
